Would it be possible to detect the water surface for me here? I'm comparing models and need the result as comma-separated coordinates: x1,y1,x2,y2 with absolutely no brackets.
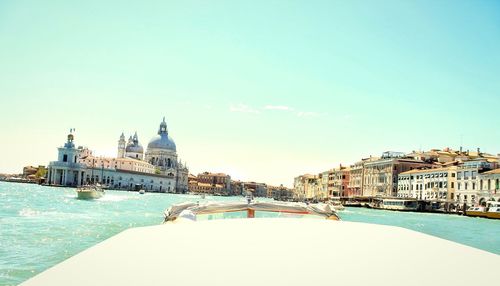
0,182,498,286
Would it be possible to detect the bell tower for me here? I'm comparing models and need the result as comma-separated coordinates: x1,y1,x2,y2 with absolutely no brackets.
117,132,126,158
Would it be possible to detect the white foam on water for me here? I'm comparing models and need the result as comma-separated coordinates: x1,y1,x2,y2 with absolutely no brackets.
18,208,40,217
97,194,138,202
18,207,93,219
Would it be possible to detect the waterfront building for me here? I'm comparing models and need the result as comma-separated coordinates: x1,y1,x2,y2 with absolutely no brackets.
230,180,244,196
188,172,231,195
79,151,156,174
327,165,350,198
362,151,434,197
243,181,268,197
197,172,231,189
477,169,500,203
268,185,293,201
293,148,498,200
397,166,457,201
46,118,189,193
455,159,495,206
348,160,364,197
293,174,319,200
318,171,329,199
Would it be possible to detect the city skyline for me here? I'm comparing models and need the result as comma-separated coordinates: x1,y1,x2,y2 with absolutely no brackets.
1,0,500,187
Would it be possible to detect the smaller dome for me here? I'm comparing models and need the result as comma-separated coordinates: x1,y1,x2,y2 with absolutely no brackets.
126,144,144,153
125,131,143,154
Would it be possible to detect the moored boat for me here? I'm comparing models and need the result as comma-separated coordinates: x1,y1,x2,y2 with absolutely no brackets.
139,189,145,194
381,198,418,211
344,200,362,207
76,185,104,200
466,206,487,218
486,202,500,219
328,197,345,211
466,201,500,219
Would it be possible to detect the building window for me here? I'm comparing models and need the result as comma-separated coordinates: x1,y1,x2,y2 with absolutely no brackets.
63,154,68,162
464,171,470,180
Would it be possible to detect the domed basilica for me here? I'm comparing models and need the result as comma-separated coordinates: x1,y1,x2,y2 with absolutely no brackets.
46,117,189,193
117,117,188,179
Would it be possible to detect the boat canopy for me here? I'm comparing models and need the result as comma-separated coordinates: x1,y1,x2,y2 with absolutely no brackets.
164,201,340,222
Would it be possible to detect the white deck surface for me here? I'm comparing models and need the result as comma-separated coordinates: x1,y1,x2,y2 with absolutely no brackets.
20,219,499,286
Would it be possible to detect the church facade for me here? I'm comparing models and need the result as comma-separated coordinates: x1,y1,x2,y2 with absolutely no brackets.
46,118,189,193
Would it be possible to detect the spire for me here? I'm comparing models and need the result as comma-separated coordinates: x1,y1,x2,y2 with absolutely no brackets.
133,131,139,144
158,117,168,135
120,132,125,140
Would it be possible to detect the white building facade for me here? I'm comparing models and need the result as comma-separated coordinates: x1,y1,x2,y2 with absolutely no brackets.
455,160,496,205
397,167,457,201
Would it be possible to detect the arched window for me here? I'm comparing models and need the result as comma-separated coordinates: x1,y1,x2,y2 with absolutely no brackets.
167,158,171,168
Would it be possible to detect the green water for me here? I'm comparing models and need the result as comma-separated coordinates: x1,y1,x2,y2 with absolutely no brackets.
0,182,499,285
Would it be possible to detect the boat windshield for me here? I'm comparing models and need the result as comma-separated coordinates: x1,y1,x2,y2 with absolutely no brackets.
164,201,340,222
196,210,325,221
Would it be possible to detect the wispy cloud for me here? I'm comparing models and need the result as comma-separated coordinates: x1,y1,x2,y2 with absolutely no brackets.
264,105,294,111
229,104,260,114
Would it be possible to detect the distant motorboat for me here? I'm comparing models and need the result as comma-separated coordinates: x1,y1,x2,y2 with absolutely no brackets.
139,189,145,194
76,185,104,200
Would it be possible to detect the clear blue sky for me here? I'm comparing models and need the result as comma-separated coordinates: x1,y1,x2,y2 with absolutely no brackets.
1,0,499,186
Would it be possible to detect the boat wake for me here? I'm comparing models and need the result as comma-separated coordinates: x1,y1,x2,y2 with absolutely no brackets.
18,208,41,217
18,208,91,219
98,195,137,202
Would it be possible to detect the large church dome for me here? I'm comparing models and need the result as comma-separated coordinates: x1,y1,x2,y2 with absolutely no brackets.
147,117,177,152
